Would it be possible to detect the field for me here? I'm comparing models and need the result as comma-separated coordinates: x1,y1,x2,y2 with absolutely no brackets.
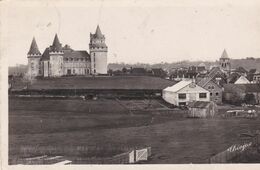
10,76,176,90
9,97,260,164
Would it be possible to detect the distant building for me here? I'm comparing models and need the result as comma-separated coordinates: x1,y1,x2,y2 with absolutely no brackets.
234,76,250,84
162,80,210,106
219,49,231,75
27,25,108,78
253,73,260,84
197,77,223,104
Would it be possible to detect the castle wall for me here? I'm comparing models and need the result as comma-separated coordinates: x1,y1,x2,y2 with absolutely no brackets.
63,59,91,75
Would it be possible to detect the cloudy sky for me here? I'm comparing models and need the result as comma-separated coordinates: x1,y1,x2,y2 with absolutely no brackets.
2,0,260,66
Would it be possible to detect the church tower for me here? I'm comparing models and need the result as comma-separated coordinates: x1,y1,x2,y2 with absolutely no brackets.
89,25,108,74
219,49,231,74
27,37,42,79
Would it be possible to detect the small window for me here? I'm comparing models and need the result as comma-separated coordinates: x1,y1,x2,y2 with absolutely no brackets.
199,93,207,98
73,69,75,74
178,93,186,99
208,86,211,89
210,93,212,96
211,86,214,89
216,92,219,96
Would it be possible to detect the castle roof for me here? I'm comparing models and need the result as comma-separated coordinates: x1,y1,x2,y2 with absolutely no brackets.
50,34,63,52
95,25,103,38
41,46,90,61
27,37,41,55
221,49,229,59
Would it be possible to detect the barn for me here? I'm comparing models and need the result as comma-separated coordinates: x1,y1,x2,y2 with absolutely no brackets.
162,80,210,106
187,101,217,118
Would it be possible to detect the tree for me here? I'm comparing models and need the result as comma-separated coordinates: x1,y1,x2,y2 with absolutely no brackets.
244,93,256,105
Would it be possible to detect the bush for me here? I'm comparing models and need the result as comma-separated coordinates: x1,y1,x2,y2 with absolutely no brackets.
244,93,256,105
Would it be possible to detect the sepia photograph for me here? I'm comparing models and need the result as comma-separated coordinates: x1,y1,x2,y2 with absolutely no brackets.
1,0,260,168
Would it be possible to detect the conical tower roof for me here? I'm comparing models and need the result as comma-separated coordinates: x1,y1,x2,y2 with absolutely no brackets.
221,49,229,59
94,25,104,38
27,37,41,55
51,34,62,52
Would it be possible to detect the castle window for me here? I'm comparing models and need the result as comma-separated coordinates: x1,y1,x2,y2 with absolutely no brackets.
216,92,219,96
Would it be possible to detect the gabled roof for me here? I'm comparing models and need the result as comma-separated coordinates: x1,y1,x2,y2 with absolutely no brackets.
197,67,224,87
221,49,229,59
164,80,192,92
50,34,63,52
234,76,250,84
28,37,41,55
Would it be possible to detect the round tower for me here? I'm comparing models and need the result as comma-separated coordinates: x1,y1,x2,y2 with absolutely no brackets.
48,34,64,77
89,25,108,75
27,37,42,79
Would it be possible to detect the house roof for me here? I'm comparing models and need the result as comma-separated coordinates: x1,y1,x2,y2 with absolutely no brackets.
164,80,192,92
234,76,250,84
221,49,229,59
197,67,224,88
188,101,211,108
28,37,41,55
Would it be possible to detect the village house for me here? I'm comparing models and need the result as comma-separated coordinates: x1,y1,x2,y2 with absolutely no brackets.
197,76,223,104
162,80,210,106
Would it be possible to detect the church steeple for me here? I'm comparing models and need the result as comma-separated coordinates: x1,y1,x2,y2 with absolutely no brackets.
221,49,229,59
50,34,63,52
219,49,231,74
27,37,41,56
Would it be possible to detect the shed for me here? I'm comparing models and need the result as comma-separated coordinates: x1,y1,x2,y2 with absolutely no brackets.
188,101,217,118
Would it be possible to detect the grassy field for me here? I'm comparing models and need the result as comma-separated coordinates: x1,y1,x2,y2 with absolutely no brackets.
10,76,176,90
9,97,260,164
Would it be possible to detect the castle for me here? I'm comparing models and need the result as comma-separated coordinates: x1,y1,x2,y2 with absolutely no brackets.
27,25,108,78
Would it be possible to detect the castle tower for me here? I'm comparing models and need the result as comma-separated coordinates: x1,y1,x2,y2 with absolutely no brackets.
27,37,42,79
89,25,108,74
219,49,231,74
48,34,64,77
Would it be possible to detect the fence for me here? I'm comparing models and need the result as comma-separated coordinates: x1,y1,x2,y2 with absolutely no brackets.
12,147,152,165
209,135,260,163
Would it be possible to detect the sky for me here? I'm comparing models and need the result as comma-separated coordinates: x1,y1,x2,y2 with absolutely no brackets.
2,0,260,66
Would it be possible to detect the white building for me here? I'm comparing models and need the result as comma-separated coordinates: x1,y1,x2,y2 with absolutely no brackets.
27,25,108,78
162,80,210,106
